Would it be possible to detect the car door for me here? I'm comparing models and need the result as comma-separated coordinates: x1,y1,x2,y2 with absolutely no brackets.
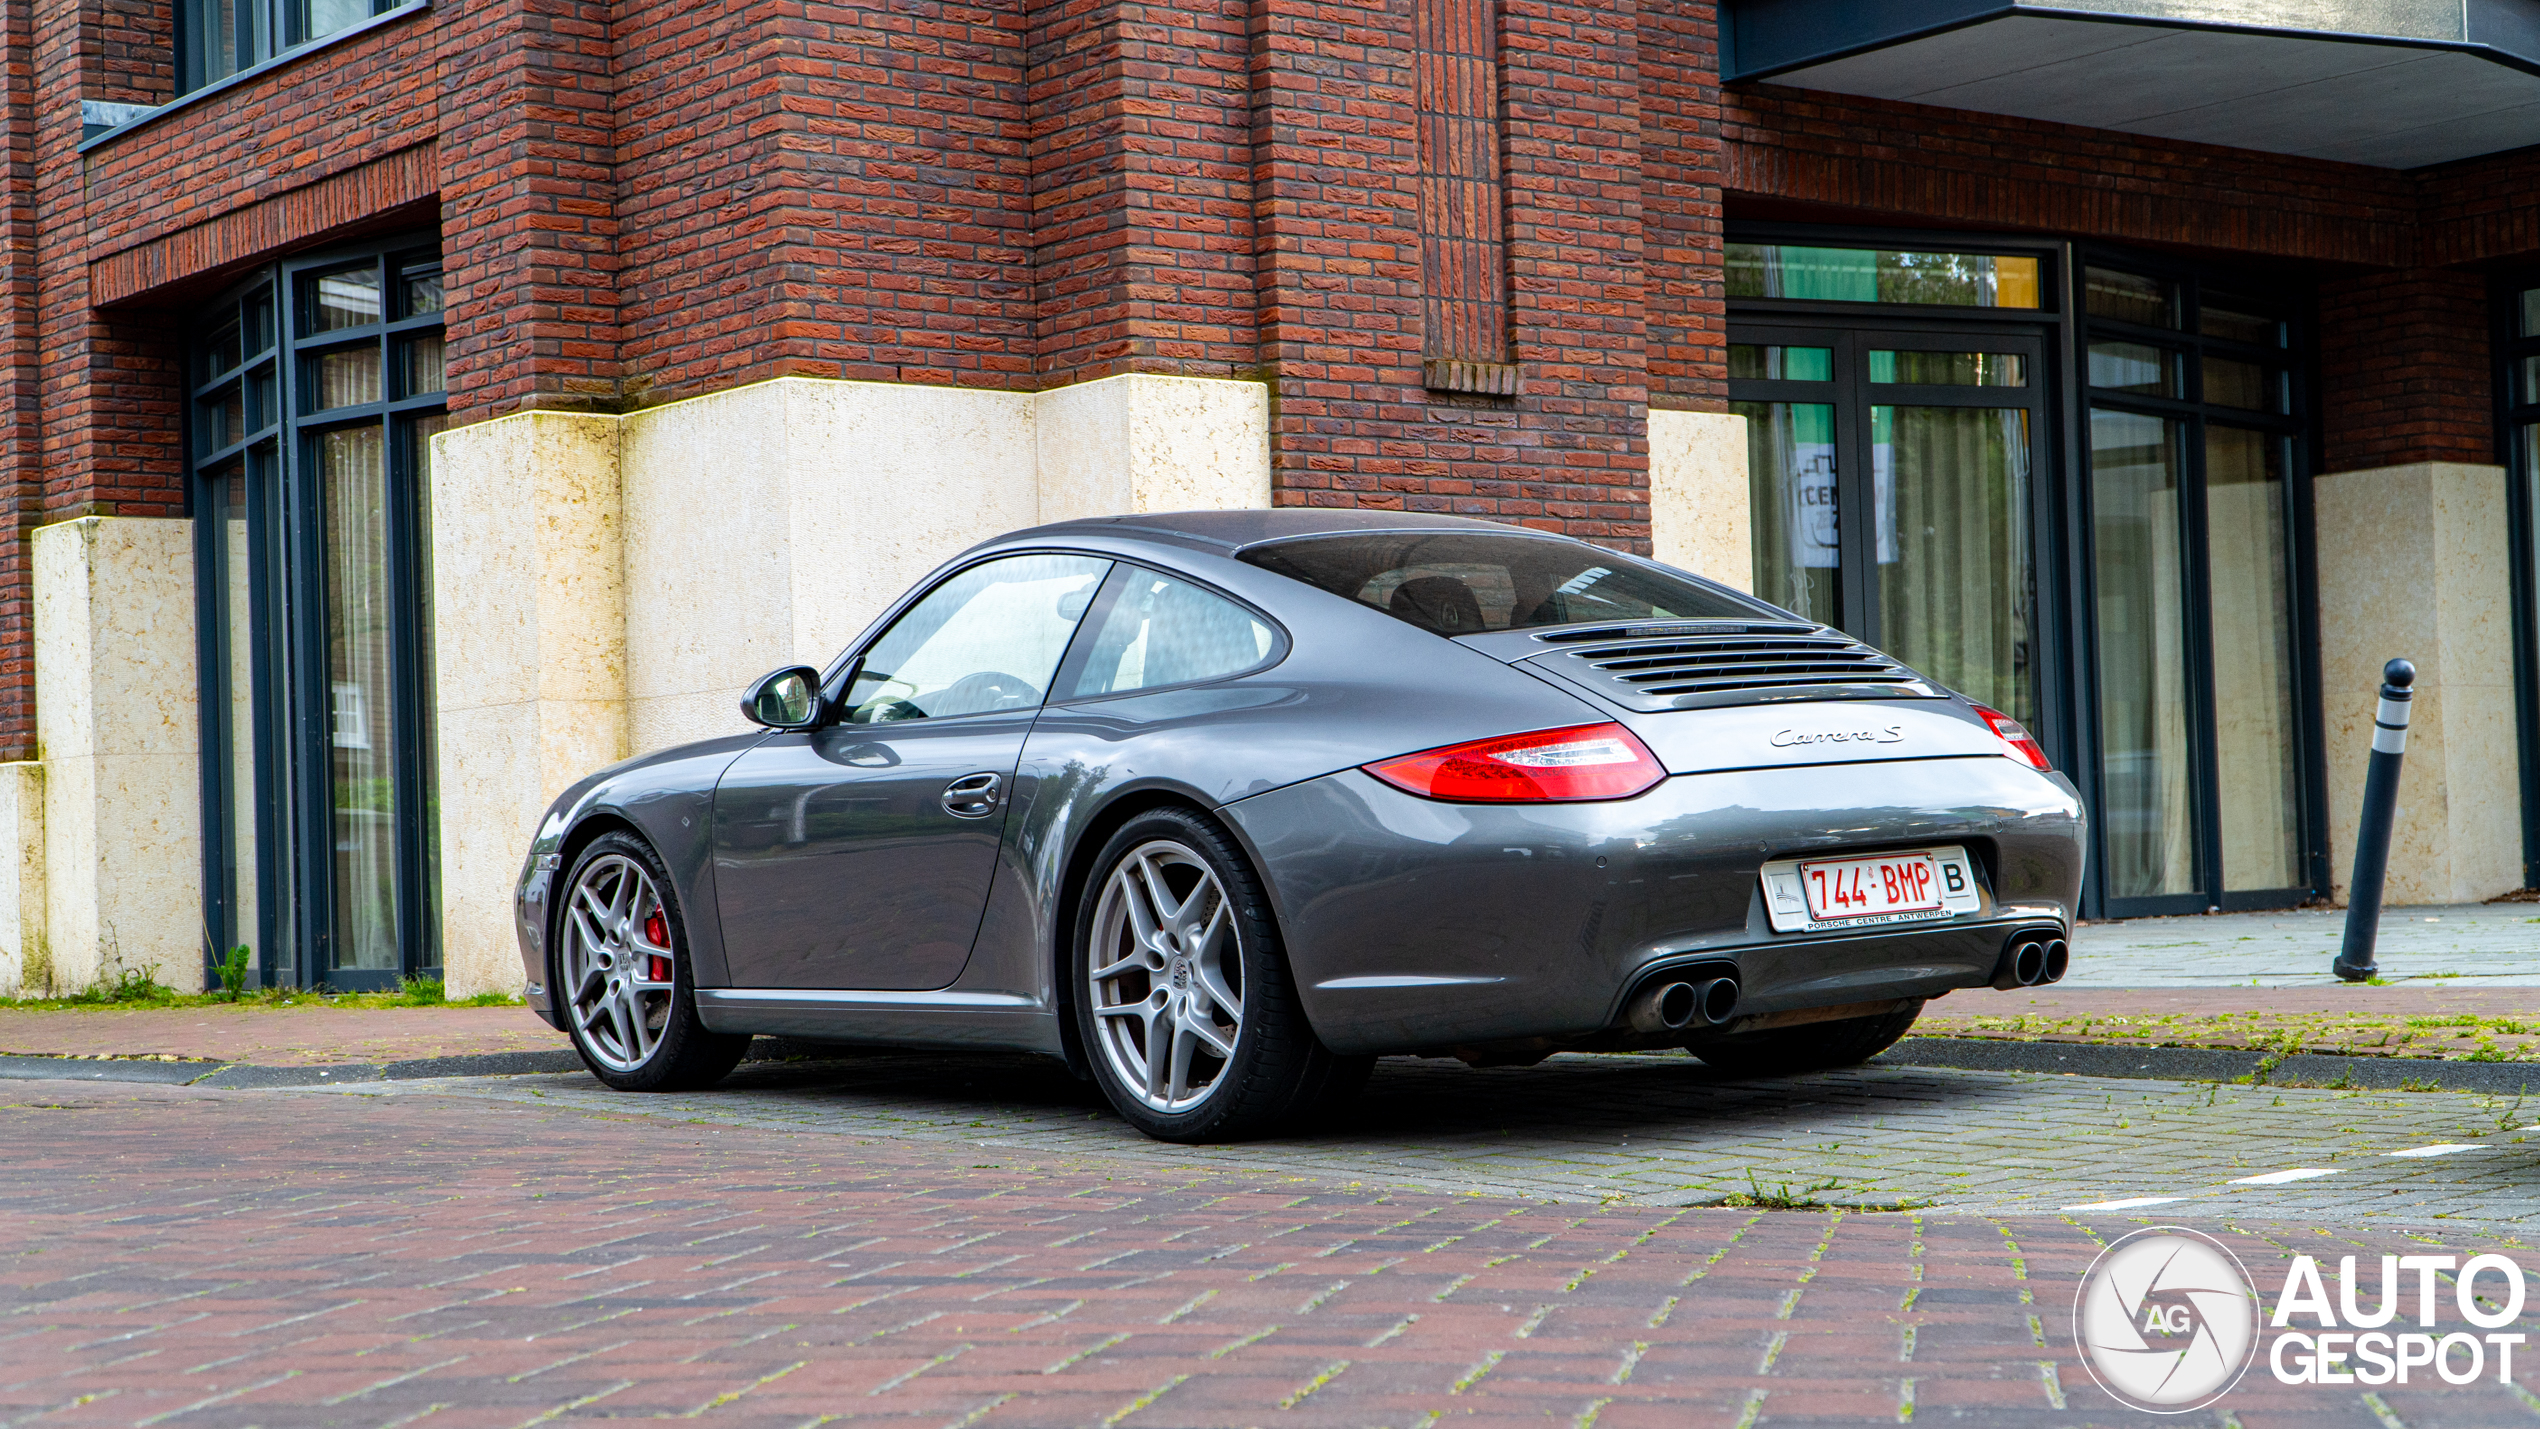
712,552,1111,989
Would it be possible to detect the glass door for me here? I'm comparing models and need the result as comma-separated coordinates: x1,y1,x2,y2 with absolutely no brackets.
2082,264,2316,914
1731,326,2051,727
2503,278,2540,889
194,242,447,991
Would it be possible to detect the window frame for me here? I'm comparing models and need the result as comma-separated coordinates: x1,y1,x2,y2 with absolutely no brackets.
827,551,1118,726
2072,246,2326,918
2074,246,2325,916
180,0,404,97
1725,222,2328,919
191,235,448,992
1048,562,1292,706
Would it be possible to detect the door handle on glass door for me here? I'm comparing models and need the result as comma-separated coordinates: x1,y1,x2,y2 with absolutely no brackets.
941,772,1002,818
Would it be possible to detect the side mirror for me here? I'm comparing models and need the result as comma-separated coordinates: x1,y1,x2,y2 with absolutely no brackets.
741,665,824,730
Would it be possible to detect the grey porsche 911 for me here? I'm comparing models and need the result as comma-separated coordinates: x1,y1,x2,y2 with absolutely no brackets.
516,509,2085,1141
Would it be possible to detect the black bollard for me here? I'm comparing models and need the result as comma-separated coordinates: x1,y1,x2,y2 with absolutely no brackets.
2334,659,2416,983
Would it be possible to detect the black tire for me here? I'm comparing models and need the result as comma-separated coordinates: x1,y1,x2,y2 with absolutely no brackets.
1691,999,1924,1077
554,831,751,1093
1070,808,1363,1142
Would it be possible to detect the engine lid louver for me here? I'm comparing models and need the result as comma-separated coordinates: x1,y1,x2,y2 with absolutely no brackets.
1523,622,1939,712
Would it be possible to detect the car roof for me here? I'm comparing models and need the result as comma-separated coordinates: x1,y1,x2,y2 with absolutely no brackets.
1007,508,1581,552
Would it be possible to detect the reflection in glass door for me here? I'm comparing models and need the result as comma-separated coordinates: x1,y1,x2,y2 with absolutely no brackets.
1730,329,2048,726
2088,410,2198,897
2204,427,2304,891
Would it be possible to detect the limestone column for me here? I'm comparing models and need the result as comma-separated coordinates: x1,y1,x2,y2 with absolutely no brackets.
430,412,628,999
1648,409,1752,591
1033,374,1273,524
32,517,200,992
2313,462,2523,905
0,763,42,995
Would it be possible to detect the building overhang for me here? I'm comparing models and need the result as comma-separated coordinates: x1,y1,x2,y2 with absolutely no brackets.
1724,1,2540,169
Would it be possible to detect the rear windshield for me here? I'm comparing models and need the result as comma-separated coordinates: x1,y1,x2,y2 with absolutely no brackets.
1239,532,1774,636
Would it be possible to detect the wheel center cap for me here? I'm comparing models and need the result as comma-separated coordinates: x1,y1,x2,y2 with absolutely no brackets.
1170,958,1190,990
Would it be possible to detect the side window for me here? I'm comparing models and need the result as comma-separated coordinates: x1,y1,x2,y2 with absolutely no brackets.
844,554,1111,723
1067,568,1278,699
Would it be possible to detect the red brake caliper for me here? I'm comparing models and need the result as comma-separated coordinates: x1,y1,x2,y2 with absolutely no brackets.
644,910,672,983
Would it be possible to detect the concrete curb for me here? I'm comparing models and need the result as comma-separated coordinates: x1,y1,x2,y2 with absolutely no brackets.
0,1050,589,1087
1885,1036,2540,1095
14,1037,2540,1098
0,1038,862,1088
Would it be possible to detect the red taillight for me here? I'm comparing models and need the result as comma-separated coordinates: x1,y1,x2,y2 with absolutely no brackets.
1975,705,2050,771
1364,722,1666,803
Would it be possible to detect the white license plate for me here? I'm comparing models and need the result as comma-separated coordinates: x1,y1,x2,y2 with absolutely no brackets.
1802,853,1941,921
1759,846,1983,933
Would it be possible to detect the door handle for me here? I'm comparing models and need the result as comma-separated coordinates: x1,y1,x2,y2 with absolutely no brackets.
941,771,1003,818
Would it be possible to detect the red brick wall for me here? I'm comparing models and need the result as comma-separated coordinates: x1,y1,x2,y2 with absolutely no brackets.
1721,85,2418,269
0,0,38,758
91,0,173,108
4,0,2540,767
1414,0,1510,373
2418,146,2540,270
2316,268,2494,472
1252,0,1650,547
439,0,619,419
611,0,1041,401
1024,0,1254,385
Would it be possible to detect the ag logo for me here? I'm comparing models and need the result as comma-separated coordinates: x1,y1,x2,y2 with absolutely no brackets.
2074,1227,2261,1413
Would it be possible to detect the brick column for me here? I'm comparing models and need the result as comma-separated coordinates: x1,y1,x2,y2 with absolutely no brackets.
438,0,621,422
1246,0,1651,545
1642,0,1721,413
1498,0,1648,547
1028,0,1259,385
2317,268,2492,473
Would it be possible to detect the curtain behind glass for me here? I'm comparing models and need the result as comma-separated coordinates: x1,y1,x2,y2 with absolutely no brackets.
1874,406,2035,723
1735,400,1839,624
321,425,399,972
218,466,259,979
2204,427,2304,890
2090,410,2200,898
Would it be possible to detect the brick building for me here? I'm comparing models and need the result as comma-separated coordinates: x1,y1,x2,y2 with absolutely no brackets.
0,0,2536,995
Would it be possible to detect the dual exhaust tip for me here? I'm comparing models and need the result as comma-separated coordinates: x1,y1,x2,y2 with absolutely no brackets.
1627,974,1740,1034
1630,930,2062,1033
1993,930,2070,989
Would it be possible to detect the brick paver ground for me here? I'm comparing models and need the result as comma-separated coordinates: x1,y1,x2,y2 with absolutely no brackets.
367,1052,2540,1225
7,981,2538,1076
2066,903,2540,986
9,1076,2540,1428
0,1005,564,1066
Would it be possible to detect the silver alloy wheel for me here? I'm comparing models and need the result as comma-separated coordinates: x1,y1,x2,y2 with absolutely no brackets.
1087,840,1244,1112
562,853,676,1073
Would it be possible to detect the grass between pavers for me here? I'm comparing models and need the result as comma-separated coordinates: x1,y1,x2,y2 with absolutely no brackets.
1915,1008,2540,1062
0,975,521,1013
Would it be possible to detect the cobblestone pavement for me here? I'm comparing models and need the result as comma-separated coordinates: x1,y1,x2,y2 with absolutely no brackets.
351,1051,2540,1226
2070,904,2540,986
10,1075,2540,1429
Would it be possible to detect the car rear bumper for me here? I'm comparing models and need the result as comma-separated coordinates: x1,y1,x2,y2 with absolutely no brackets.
1222,755,2084,1056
